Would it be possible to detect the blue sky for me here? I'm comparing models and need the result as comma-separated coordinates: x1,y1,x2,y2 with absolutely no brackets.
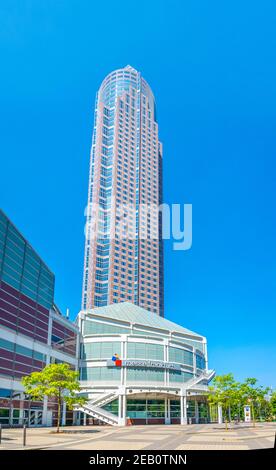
1,1,275,388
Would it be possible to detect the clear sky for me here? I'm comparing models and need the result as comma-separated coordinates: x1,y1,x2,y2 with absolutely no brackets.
0,1,275,388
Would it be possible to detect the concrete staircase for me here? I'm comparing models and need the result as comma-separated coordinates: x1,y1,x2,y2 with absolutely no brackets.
89,391,118,408
185,369,215,391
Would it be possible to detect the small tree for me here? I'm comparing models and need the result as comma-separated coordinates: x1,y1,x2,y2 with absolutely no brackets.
208,374,240,430
270,390,276,419
258,396,273,422
22,363,87,433
239,378,270,427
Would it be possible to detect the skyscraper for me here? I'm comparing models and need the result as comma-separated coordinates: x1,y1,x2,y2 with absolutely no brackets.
82,65,164,316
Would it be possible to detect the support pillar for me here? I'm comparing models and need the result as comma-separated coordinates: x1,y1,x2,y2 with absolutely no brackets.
165,398,170,424
61,401,66,426
195,400,199,424
122,393,126,425
218,404,223,424
118,391,126,426
74,411,80,426
180,392,187,425
42,396,48,426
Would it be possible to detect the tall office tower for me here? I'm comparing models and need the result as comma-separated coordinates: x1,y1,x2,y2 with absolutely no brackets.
82,66,164,316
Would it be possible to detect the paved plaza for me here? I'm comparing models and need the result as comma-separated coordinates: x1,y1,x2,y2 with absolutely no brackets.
0,423,275,450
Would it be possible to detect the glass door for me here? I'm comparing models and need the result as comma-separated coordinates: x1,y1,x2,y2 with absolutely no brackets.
24,410,43,427
36,411,43,425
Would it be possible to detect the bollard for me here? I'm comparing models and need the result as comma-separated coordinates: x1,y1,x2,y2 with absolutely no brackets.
0,424,2,444
23,425,27,447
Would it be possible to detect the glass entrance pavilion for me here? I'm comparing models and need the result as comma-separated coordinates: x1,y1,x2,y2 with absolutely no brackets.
76,302,215,426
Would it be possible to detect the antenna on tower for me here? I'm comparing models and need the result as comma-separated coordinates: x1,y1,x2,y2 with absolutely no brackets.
66,308,69,319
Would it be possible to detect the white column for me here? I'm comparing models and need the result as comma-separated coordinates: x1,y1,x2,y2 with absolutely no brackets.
83,412,87,426
122,393,127,425
164,339,169,386
195,400,199,424
203,337,208,370
75,411,80,426
118,393,122,423
164,398,167,423
61,401,66,426
19,393,24,426
218,404,223,424
192,347,196,375
165,398,170,424
180,392,187,425
118,391,127,426
42,396,48,426
121,335,127,387
47,314,53,346
72,411,78,425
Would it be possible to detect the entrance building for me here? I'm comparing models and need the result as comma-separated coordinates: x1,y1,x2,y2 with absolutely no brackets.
76,302,215,426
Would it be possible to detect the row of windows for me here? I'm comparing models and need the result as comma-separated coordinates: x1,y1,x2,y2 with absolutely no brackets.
82,320,204,353
169,347,193,366
81,341,121,360
0,408,20,425
0,213,54,310
0,220,53,279
127,342,163,361
81,341,198,369
0,337,46,362
80,366,194,383
83,320,130,336
103,397,208,419
196,354,206,370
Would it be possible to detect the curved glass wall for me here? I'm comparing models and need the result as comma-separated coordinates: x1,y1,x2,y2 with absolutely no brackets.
83,320,130,336
81,341,121,360
127,367,164,383
171,337,204,353
169,346,193,366
127,342,164,360
80,366,121,382
169,370,193,383
196,354,206,369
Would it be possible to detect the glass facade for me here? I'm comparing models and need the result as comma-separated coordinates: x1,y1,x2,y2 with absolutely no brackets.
0,408,20,425
83,319,130,336
0,210,54,310
169,346,193,366
196,353,206,369
127,367,164,383
0,337,46,379
81,341,121,360
0,210,54,344
78,304,212,425
80,366,121,382
127,399,165,419
127,342,164,360
169,370,193,383
102,398,209,422
80,309,208,389
0,210,79,427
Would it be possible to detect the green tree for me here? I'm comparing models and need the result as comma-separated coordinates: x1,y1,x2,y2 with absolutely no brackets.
258,396,273,421
22,363,87,433
239,378,270,427
208,373,240,430
270,391,276,419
